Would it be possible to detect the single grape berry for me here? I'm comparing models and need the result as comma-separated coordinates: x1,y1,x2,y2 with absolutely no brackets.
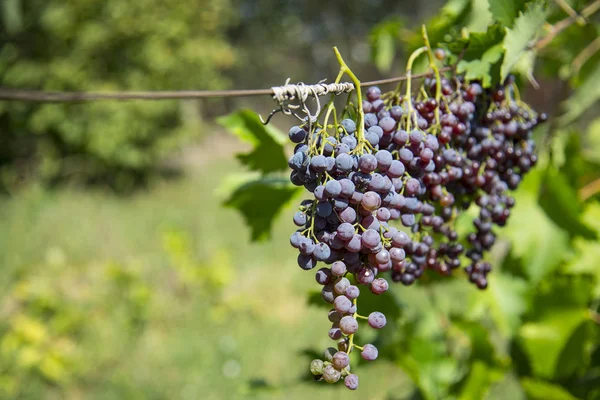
345,374,359,390
367,311,387,329
361,344,378,361
332,351,350,369
310,359,324,375
323,364,341,383
339,316,359,335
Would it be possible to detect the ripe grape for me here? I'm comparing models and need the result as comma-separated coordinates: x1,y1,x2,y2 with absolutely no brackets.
367,312,387,329
361,344,378,361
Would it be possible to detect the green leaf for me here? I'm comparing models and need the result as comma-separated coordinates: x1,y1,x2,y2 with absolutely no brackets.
398,337,462,400
473,273,529,337
538,166,597,239
555,320,594,379
446,24,505,60
446,25,505,86
221,176,301,241
504,175,570,283
467,0,494,32
500,2,548,81
217,109,288,174
485,373,526,400
520,378,579,400
488,0,527,28
457,44,504,87
559,57,600,126
402,0,471,52
458,361,502,400
370,19,402,73
519,309,589,379
584,118,600,164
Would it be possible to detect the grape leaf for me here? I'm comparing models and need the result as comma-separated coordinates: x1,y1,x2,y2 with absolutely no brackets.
503,172,569,283
488,0,527,28
520,378,579,400
500,2,548,82
519,309,589,379
445,24,505,60
473,272,529,337
538,166,597,239
584,117,600,164
485,373,526,400
467,0,494,32
217,109,288,174
560,66,600,126
221,175,301,241
402,0,471,52
370,19,402,73
458,361,502,400
457,44,504,87
554,320,594,379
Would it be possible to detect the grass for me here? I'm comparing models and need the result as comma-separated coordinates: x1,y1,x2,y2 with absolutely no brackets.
0,155,411,399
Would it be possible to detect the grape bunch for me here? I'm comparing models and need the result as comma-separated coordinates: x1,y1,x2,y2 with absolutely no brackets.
287,72,545,389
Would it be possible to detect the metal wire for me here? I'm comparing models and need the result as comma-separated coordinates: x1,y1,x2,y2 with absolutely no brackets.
0,67,452,103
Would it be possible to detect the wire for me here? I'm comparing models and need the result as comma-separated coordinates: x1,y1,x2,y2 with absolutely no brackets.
0,67,452,103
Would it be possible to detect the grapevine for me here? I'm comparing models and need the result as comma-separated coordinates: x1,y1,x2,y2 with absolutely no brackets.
285,29,546,390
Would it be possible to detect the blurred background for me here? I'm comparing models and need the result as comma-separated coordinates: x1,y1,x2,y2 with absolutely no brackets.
0,0,599,399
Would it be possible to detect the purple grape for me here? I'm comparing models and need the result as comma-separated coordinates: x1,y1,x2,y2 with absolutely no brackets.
390,247,406,262
345,285,360,299
379,117,397,134
325,180,342,197
345,374,359,390
376,207,391,221
341,118,357,134
314,185,326,200
328,309,342,323
368,312,387,328
315,267,332,285
293,211,307,226
339,207,357,223
290,232,303,248
361,344,378,361
357,267,375,285
364,113,378,128
289,126,307,143
339,316,358,334
323,365,341,383
331,261,347,277
361,191,381,211
339,179,355,197
366,87,381,101
313,242,331,261
361,229,381,249
335,153,354,172
337,222,355,241
361,215,380,231
334,295,353,313
374,249,390,264
329,327,343,340
316,201,333,217
345,234,363,252
401,214,416,226
321,285,335,303
358,154,378,173
399,148,414,164
310,155,328,172
332,351,350,369
334,277,351,295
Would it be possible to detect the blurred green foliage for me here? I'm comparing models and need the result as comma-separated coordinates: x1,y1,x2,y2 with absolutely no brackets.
0,0,235,190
